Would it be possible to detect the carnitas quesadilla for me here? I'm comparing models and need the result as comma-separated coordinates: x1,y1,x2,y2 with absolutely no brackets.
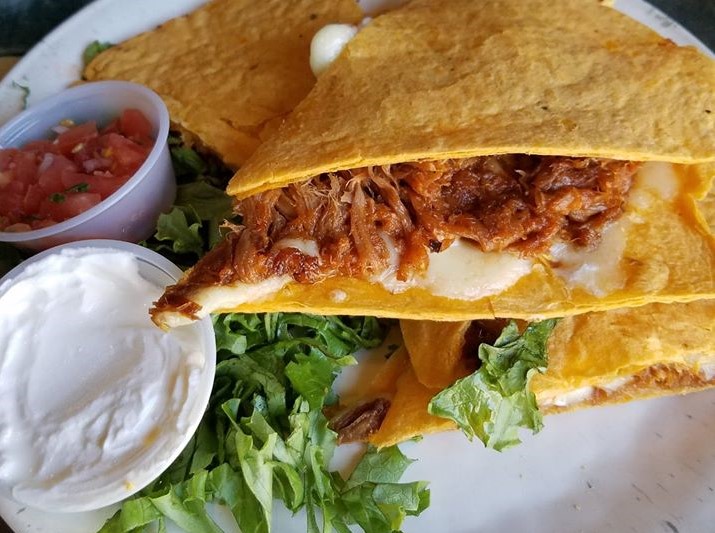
152,0,715,328
83,0,362,167
330,299,715,449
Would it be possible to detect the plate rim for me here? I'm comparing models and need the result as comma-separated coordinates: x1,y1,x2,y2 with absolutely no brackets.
0,1,713,532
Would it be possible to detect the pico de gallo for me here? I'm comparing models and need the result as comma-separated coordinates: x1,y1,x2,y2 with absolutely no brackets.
0,109,154,232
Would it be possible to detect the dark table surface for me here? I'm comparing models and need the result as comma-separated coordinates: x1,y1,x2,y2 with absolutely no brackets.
0,0,713,532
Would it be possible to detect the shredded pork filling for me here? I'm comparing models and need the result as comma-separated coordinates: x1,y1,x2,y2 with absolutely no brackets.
155,155,639,316
239,156,637,280
328,398,392,444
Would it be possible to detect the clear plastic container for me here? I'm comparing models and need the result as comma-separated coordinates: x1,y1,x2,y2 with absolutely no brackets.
0,240,216,512
0,81,176,251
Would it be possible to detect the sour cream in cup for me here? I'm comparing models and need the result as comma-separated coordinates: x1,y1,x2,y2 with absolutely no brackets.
0,240,215,512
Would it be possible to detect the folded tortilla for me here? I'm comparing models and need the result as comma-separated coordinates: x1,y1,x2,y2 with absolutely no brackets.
227,0,715,197
83,0,362,168
152,0,715,327
354,300,715,448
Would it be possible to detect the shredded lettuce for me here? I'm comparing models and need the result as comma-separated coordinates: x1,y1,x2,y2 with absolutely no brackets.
100,313,428,533
82,41,115,66
428,319,557,451
153,206,205,257
171,144,209,177
141,141,235,266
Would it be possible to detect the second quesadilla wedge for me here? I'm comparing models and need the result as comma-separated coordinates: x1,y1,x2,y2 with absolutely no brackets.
83,0,363,167
330,299,715,449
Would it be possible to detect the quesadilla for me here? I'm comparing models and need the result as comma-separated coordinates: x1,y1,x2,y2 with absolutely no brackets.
332,299,715,448
83,0,363,168
152,0,715,328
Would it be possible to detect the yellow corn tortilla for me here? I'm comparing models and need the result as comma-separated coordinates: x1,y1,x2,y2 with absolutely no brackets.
400,321,474,389
83,0,362,168
226,0,715,198
364,300,715,448
698,163,715,232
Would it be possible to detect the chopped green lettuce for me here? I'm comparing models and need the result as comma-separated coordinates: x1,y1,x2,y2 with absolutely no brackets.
338,446,429,533
171,145,209,177
176,181,232,222
141,140,236,265
141,182,234,265
153,206,205,257
82,40,114,66
428,319,557,451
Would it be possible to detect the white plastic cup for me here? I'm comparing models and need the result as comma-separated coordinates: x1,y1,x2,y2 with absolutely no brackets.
0,81,176,251
0,240,216,512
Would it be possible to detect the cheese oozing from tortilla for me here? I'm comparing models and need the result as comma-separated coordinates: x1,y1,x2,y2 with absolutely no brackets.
689,353,715,382
539,385,595,408
698,361,715,381
373,235,534,300
185,276,291,322
549,162,679,296
168,163,681,326
550,216,630,297
154,157,700,330
310,24,359,76
538,353,715,409
537,376,634,408
628,161,679,208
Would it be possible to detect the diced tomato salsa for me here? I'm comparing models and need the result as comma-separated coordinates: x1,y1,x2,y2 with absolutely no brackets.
0,109,154,232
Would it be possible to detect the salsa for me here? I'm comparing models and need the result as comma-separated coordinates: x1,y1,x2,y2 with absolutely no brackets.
0,109,154,232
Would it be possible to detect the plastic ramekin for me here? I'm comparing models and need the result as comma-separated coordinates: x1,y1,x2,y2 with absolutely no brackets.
0,81,176,251
0,240,216,512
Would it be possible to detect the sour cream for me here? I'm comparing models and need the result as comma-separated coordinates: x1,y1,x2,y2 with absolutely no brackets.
0,247,208,511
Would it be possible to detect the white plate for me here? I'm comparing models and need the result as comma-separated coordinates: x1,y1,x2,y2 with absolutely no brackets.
1,1,714,532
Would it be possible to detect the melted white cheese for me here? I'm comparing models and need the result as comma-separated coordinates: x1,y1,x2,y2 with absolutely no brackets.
539,376,633,408
194,276,291,319
373,237,534,300
274,238,320,257
629,161,679,209
700,364,715,381
600,376,632,393
423,240,534,299
544,386,595,408
695,354,715,381
330,289,348,303
310,24,358,76
550,162,680,296
550,216,629,297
